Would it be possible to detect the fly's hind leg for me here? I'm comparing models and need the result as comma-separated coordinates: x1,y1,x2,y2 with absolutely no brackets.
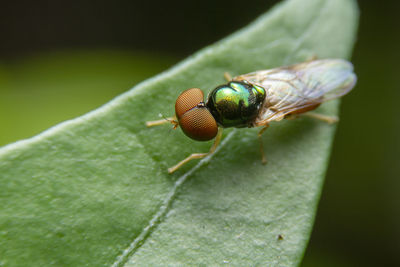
284,102,338,124
286,112,338,124
168,128,223,174
303,112,338,124
258,124,270,165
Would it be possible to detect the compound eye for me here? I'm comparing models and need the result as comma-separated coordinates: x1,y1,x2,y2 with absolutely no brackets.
175,88,204,119
178,107,218,141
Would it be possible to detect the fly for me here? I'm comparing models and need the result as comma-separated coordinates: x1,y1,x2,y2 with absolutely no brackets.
146,59,357,173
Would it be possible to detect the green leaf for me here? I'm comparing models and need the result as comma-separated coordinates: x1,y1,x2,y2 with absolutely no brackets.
0,0,358,266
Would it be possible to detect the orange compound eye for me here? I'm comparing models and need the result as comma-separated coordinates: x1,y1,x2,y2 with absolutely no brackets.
175,88,204,119
178,107,218,141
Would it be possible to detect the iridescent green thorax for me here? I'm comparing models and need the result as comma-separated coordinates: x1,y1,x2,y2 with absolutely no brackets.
206,81,266,127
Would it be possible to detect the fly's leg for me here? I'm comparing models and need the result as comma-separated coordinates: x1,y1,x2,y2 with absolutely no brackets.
303,112,338,124
146,116,179,128
224,72,233,81
258,124,270,165
285,112,338,124
168,128,223,174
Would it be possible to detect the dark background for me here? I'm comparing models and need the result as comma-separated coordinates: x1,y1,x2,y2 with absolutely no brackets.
1,0,399,266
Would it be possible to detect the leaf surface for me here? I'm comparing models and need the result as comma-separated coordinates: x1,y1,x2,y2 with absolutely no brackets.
0,0,358,266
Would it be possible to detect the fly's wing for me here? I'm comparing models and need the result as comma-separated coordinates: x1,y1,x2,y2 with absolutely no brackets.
234,59,357,124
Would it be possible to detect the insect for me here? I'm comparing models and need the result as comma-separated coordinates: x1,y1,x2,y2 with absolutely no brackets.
146,59,357,173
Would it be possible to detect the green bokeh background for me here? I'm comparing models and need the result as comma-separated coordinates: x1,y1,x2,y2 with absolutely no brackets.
0,0,398,266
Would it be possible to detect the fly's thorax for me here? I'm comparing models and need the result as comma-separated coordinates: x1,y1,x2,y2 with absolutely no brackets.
206,81,266,128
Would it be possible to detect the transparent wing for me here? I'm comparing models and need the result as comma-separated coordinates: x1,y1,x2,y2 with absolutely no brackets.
234,59,357,124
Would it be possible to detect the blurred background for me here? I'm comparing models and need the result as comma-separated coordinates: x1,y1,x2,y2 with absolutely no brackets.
0,0,398,266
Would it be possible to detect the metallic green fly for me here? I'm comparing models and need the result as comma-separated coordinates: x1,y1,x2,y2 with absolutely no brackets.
146,59,357,173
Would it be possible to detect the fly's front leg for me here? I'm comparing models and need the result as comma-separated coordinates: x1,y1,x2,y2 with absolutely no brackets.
146,116,179,128
168,128,223,174
303,112,338,124
258,124,269,165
